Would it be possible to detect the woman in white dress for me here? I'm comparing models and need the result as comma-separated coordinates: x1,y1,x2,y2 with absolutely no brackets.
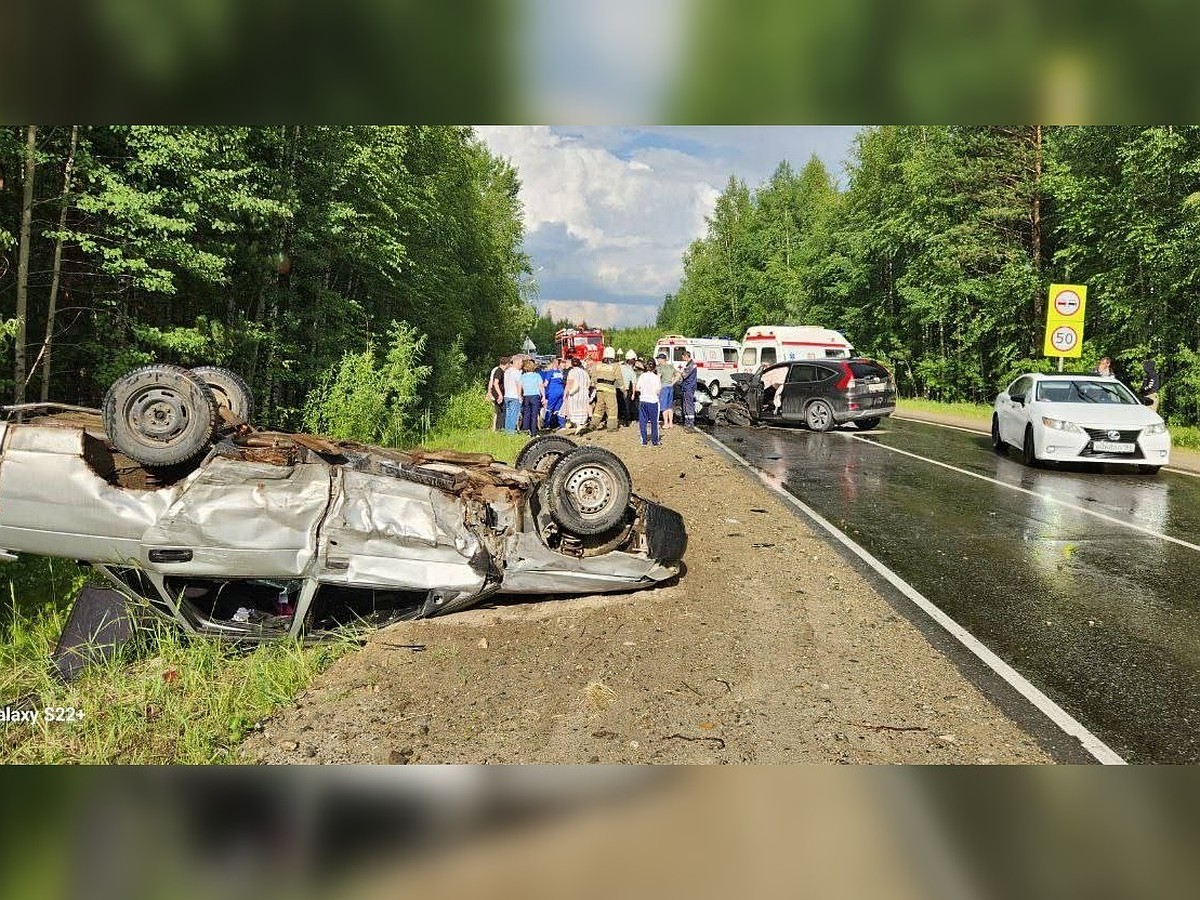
562,357,591,431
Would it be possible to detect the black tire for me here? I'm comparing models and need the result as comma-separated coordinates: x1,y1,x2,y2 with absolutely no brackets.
723,404,751,427
708,380,721,399
1022,426,1040,467
546,446,633,536
191,366,254,425
515,434,577,475
1139,465,1162,475
805,399,835,432
102,365,218,467
852,417,881,431
991,414,1008,453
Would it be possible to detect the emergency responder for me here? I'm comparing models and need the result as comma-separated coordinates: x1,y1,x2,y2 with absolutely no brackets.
679,349,698,432
588,346,622,432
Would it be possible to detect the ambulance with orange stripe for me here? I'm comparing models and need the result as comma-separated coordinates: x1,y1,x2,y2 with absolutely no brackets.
737,325,855,373
653,335,742,398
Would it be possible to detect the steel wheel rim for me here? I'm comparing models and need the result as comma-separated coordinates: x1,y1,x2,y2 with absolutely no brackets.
565,465,615,516
127,387,192,444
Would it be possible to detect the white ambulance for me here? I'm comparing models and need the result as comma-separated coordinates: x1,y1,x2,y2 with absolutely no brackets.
737,325,855,373
653,335,742,398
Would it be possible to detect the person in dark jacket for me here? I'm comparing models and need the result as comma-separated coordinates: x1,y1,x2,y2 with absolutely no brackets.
1140,358,1161,411
679,350,698,432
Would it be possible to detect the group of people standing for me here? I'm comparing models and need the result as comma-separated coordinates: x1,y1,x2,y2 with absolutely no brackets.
487,346,700,447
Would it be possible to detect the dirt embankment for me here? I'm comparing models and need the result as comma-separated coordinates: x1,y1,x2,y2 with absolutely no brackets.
241,425,1050,764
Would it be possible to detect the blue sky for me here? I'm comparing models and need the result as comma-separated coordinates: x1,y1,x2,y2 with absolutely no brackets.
476,126,861,328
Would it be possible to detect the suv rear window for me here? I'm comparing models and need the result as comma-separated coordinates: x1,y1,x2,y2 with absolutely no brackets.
849,361,889,379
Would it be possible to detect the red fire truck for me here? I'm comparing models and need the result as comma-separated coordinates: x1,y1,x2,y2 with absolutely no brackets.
555,327,606,363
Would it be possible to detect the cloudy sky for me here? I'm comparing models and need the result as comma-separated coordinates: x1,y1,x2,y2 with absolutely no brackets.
475,126,861,329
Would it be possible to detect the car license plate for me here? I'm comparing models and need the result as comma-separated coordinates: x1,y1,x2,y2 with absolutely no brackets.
868,382,886,392
1093,440,1135,453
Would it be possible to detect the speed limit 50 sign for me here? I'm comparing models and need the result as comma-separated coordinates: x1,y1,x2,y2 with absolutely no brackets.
1043,283,1087,358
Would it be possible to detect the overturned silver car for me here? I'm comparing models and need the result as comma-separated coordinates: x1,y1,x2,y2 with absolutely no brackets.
0,365,685,640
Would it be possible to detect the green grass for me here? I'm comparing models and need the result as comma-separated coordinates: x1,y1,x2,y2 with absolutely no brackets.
896,397,992,422
1167,423,1200,451
418,427,529,463
1,559,352,763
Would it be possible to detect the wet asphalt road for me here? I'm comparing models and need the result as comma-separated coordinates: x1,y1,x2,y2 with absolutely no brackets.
709,417,1200,764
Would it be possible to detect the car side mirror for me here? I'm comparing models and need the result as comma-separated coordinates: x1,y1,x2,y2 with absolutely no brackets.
1010,393,1025,405
1142,396,1154,406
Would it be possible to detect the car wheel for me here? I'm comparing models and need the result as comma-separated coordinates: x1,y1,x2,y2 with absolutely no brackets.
546,446,632,536
190,366,254,425
708,380,721,399
805,400,835,432
1022,425,1040,467
991,414,1008,453
102,365,219,467
723,403,751,427
1139,465,1162,475
852,417,881,431
515,434,577,475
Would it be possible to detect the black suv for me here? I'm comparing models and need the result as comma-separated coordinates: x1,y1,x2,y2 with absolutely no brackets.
744,358,896,431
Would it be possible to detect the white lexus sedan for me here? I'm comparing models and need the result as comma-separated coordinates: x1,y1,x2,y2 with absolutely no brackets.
992,373,1171,473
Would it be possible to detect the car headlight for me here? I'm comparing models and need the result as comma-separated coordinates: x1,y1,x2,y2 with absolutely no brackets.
1041,416,1081,433
1144,422,1168,436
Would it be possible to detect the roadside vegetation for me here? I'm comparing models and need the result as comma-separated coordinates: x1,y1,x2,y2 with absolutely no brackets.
897,397,991,423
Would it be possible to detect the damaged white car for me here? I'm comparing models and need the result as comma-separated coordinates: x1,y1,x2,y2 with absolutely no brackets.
0,365,685,641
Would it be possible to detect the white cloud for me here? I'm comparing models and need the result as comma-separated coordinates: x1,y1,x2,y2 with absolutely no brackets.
477,125,719,299
475,126,859,325
541,299,659,329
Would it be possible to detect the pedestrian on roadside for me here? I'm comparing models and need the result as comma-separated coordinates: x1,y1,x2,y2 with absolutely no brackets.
562,357,591,433
636,360,663,447
656,352,680,429
624,350,643,427
541,357,566,428
1140,358,1162,410
679,349,698,432
1093,356,1113,377
488,356,508,431
503,355,523,431
588,346,622,432
519,359,546,436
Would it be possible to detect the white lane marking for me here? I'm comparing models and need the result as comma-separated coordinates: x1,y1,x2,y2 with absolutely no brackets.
852,435,1200,555
894,413,1200,479
704,431,1126,765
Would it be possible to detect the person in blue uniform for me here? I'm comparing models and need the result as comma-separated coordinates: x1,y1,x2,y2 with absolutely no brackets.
541,358,566,428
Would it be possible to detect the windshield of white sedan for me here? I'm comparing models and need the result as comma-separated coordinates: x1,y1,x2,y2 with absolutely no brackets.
1036,380,1139,405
